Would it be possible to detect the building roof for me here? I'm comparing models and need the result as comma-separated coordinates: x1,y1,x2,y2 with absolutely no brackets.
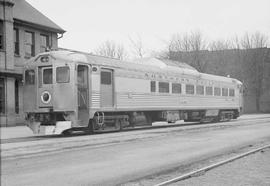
13,0,65,33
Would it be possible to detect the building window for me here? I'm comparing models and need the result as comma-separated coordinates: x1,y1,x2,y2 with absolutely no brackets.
25,31,35,57
159,82,169,93
229,89,235,97
0,21,3,50
186,84,195,95
214,87,221,96
56,66,70,83
196,85,204,95
151,81,156,92
222,88,228,96
0,78,5,114
172,83,181,94
40,34,49,53
14,28,20,55
206,86,213,96
15,80,19,114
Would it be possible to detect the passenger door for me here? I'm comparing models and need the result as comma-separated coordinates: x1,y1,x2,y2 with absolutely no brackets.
100,69,114,107
38,66,53,108
77,65,90,126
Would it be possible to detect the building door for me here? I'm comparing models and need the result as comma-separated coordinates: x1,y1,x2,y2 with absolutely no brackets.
77,65,90,126
100,69,114,107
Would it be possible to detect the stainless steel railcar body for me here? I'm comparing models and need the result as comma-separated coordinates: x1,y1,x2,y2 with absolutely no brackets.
23,50,243,135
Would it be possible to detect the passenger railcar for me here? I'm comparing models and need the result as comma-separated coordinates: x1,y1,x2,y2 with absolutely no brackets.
23,49,243,135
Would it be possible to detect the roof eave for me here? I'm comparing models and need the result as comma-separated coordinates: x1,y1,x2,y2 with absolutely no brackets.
14,18,66,34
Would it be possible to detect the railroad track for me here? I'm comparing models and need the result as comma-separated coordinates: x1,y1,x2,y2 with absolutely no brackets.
1,116,269,144
155,144,270,186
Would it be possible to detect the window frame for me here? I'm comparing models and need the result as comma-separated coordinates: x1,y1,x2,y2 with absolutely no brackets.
150,81,156,92
14,28,20,55
186,84,195,95
158,82,169,93
40,34,49,53
43,67,53,85
25,69,35,85
56,66,70,83
0,21,3,50
25,31,35,57
196,85,204,95
100,71,112,85
172,83,181,94
229,88,235,97
0,78,5,114
222,88,229,97
206,86,213,96
214,87,221,96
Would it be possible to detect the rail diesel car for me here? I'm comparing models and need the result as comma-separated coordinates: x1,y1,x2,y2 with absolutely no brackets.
23,49,243,135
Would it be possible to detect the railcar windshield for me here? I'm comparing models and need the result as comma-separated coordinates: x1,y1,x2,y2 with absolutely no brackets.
25,69,35,85
56,66,70,83
43,68,52,84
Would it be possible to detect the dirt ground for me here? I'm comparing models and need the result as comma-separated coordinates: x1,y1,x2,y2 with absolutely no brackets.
173,147,270,186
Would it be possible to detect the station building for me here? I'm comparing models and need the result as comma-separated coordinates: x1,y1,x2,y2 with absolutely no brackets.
0,0,65,126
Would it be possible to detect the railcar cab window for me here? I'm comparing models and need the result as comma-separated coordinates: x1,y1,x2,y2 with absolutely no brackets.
196,85,204,95
56,66,70,83
25,70,35,84
172,83,181,94
222,88,228,96
206,86,213,96
214,87,221,96
186,84,195,94
229,88,235,97
159,82,169,93
43,68,52,84
151,81,156,92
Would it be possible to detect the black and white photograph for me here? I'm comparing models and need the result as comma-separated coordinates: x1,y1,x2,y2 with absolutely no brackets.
0,0,270,185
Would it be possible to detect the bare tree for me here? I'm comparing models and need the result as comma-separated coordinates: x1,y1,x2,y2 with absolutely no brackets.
129,35,146,58
240,32,269,111
209,39,232,51
94,40,127,60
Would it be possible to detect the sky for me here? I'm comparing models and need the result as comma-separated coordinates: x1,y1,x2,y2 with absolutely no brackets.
27,0,270,57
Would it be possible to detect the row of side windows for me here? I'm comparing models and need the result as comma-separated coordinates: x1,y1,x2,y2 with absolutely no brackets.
0,24,50,56
150,81,235,97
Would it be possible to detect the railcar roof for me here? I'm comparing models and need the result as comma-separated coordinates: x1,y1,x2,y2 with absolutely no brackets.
31,50,242,85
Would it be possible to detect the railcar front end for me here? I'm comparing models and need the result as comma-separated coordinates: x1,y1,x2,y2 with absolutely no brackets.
23,54,79,135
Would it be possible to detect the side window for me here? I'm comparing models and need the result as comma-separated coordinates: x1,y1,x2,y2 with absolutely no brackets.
229,88,235,97
214,87,221,96
151,81,156,92
206,86,213,96
196,85,204,95
186,84,195,95
172,83,181,94
43,68,52,84
25,69,35,85
222,88,228,96
101,71,112,85
159,82,169,93
56,66,70,83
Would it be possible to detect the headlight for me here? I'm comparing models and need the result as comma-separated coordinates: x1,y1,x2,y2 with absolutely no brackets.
41,91,51,104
